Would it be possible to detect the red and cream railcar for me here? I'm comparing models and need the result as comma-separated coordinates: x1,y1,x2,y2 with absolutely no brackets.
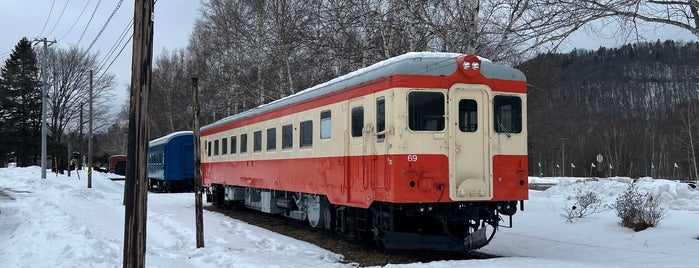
201,52,527,252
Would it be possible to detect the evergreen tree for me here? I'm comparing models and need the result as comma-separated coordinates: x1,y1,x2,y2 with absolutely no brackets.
0,37,42,166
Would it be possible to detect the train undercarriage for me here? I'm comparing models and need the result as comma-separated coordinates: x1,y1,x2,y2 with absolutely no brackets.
208,184,519,252
149,178,194,193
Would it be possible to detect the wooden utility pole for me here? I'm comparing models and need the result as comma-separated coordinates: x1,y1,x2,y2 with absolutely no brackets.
192,77,205,248
123,0,154,267
88,69,93,188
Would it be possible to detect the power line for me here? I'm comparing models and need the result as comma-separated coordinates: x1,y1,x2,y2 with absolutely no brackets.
86,0,124,52
97,34,132,84
46,0,71,37
77,0,102,46
39,0,57,36
58,0,93,42
96,18,133,72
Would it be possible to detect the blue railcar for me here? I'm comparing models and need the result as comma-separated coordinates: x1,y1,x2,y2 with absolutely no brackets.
148,131,195,192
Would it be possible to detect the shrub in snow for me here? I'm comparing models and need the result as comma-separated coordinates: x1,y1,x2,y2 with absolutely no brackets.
614,183,666,231
562,190,607,223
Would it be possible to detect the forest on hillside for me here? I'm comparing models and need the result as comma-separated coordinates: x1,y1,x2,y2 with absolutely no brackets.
520,40,699,179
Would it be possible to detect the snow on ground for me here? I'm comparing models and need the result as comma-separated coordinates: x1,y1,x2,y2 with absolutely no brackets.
1,167,698,267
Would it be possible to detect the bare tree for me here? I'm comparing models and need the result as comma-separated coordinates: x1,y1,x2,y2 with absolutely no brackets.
150,48,194,138
41,46,115,144
101,103,129,156
559,1,699,40
677,100,699,180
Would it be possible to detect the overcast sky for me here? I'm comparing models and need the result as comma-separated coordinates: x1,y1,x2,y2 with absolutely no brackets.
0,0,201,113
0,1,695,116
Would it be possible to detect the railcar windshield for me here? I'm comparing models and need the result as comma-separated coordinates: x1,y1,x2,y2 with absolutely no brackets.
494,95,522,134
408,91,445,131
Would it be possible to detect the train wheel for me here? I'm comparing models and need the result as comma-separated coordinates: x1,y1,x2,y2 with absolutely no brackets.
307,195,328,228
324,205,336,231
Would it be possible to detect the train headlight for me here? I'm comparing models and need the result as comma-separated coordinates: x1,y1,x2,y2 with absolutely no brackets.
459,54,482,77
463,61,471,70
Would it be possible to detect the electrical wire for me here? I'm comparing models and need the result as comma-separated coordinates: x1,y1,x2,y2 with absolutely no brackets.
77,0,102,46
39,0,57,36
86,0,124,52
95,0,159,85
46,0,71,37
58,0,92,42
96,18,133,72
96,34,132,84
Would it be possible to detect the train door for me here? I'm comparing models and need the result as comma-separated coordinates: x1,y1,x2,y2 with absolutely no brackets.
373,94,388,191
347,98,370,205
448,85,492,201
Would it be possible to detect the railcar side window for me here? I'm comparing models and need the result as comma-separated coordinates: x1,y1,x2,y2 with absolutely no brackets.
214,139,220,156
351,106,363,137
221,137,228,155
300,120,313,147
408,91,445,131
230,136,237,154
282,124,293,149
267,128,276,151
254,130,262,152
376,97,385,141
240,134,248,153
207,141,211,157
459,99,478,132
494,96,522,134
320,110,331,139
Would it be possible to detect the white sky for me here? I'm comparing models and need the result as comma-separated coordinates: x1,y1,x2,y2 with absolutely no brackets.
0,1,695,116
0,0,201,113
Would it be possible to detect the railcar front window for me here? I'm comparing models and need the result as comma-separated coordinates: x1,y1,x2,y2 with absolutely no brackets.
494,96,522,134
408,91,445,131
459,99,478,132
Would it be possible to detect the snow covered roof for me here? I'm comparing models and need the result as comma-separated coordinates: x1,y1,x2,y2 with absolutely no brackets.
149,131,193,147
202,52,524,132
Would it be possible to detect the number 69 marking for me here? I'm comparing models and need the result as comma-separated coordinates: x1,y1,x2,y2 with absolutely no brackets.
407,154,418,162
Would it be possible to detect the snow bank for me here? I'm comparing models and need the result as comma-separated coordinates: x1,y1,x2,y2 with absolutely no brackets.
1,167,697,268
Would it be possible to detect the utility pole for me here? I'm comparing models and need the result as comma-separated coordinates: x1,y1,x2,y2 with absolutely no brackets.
88,69,93,188
559,138,568,177
123,0,154,267
192,77,204,248
79,102,83,169
33,38,56,179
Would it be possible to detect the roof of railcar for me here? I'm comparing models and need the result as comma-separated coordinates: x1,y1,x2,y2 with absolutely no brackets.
202,52,525,132
149,131,194,147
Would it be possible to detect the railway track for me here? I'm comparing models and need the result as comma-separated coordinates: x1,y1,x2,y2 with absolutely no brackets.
205,205,499,266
